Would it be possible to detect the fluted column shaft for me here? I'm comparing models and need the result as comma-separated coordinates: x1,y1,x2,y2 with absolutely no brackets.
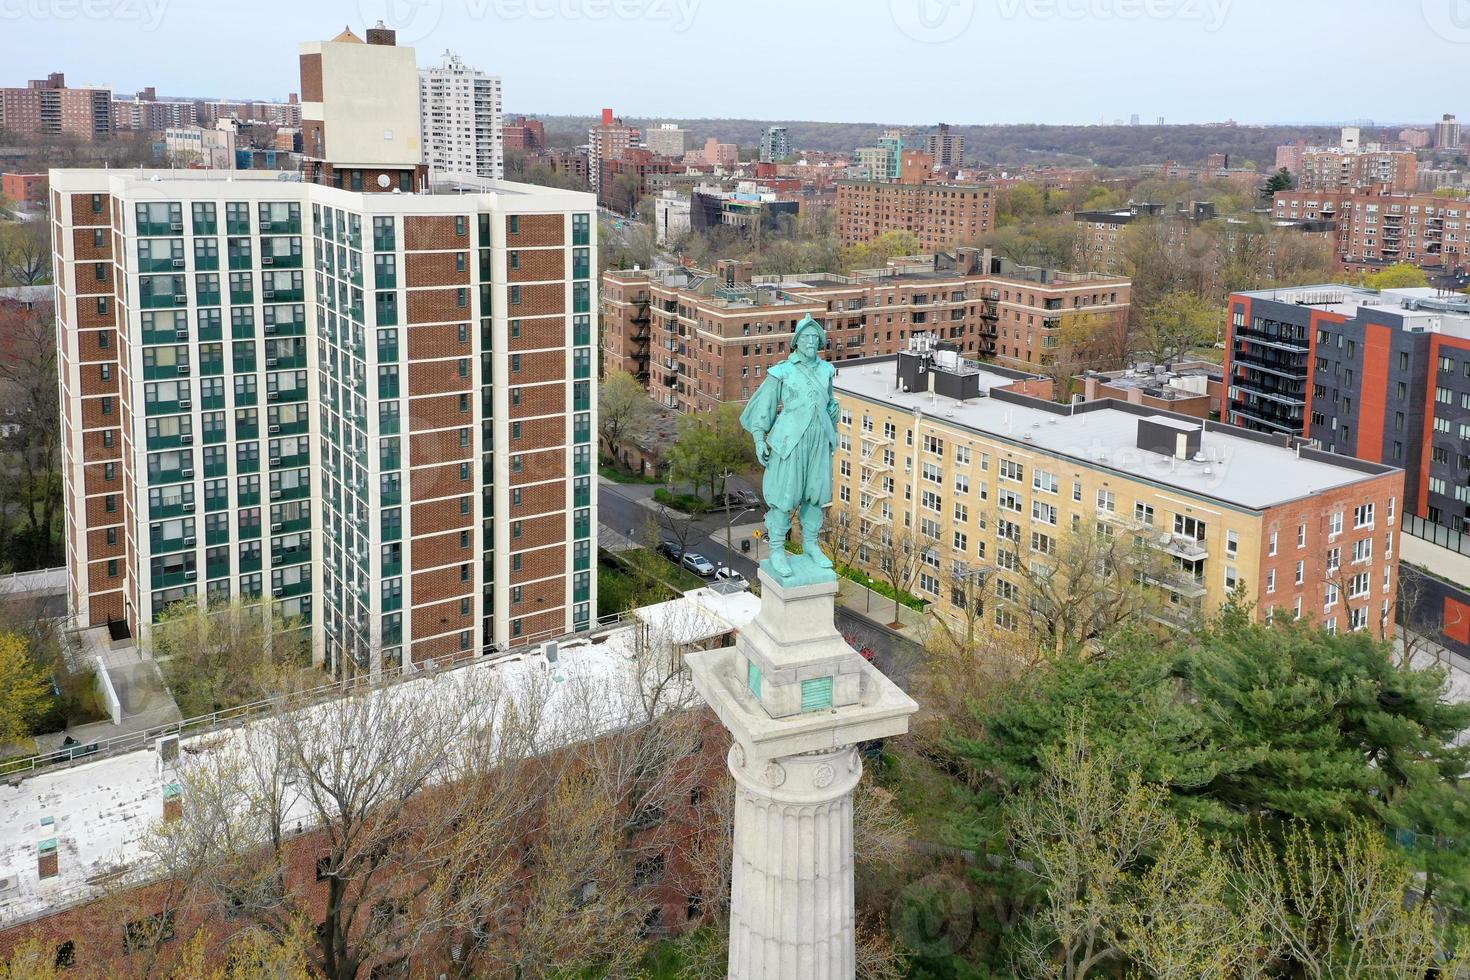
726,743,863,980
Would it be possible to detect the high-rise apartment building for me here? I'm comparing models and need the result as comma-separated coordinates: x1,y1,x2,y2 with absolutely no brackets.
588,108,639,196
1436,113,1463,150
645,123,688,159
53,27,597,675
759,126,790,164
925,123,964,168
1227,285,1470,537
419,49,504,180
833,340,1403,638
601,250,1128,412
0,72,112,140
834,179,995,251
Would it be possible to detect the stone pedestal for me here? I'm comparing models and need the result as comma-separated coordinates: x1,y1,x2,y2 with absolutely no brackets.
686,556,917,980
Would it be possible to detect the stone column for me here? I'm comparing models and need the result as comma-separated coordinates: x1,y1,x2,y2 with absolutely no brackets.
684,558,916,980
727,744,862,980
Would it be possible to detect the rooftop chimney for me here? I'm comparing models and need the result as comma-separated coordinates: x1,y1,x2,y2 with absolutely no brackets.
365,20,396,45
37,838,58,880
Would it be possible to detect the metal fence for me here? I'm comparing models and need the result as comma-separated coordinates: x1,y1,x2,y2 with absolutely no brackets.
1404,514,1470,558
0,611,637,782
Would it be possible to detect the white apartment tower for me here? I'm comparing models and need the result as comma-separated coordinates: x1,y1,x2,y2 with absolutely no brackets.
419,49,504,180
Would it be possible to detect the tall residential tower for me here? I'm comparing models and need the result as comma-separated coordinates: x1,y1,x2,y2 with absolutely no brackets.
419,49,505,180
54,27,596,676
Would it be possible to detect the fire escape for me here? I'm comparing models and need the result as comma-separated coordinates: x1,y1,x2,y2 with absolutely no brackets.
629,296,651,384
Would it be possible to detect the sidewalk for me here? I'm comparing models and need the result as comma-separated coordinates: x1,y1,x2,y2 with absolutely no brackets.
834,576,927,632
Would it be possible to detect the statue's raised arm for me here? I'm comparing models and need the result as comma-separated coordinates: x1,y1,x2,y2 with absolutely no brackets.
738,314,839,581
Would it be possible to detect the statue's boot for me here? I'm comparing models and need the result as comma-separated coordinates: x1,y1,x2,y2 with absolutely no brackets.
802,505,834,569
766,515,793,578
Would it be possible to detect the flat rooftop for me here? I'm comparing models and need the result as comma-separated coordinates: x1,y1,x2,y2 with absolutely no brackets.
833,358,1396,511
0,589,756,927
1239,284,1470,339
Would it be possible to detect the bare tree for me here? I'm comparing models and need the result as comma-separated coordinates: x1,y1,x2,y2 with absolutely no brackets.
819,503,875,575
1003,519,1172,659
0,303,61,570
598,370,655,465
868,523,929,629
139,612,722,980
0,222,50,286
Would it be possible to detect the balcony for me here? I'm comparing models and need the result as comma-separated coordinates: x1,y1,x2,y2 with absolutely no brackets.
1157,534,1208,561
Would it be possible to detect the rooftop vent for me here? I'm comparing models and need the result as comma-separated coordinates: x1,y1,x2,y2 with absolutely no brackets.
1137,415,1202,461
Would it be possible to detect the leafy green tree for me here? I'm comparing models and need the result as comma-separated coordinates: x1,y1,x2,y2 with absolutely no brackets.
1131,289,1220,366
841,230,921,273
598,370,655,464
667,402,754,502
945,617,1470,909
152,597,313,716
1264,166,1295,194
0,632,51,746
1363,262,1430,290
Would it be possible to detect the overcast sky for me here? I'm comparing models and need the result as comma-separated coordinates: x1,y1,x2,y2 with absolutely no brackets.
2,0,1465,125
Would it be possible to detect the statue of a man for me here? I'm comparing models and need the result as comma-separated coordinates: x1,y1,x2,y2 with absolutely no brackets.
739,314,840,579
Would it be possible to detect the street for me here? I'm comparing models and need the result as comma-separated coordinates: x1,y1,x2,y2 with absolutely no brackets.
598,477,925,689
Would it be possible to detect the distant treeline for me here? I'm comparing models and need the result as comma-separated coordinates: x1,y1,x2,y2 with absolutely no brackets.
522,115,1401,169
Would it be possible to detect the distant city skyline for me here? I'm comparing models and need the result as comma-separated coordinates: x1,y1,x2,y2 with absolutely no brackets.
2,0,1467,127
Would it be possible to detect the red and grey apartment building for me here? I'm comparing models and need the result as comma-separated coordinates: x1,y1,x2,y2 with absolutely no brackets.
1225,285,1470,536
602,249,1129,413
53,26,597,675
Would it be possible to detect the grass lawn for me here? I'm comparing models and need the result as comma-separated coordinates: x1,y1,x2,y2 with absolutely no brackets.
598,548,707,617
599,462,661,485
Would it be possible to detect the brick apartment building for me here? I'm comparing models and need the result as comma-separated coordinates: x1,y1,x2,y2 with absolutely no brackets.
588,108,639,198
51,25,597,675
503,114,545,151
1226,285,1470,538
0,73,112,140
834,341,1403,638
833,179,995,251
1297,149,1418,194
2,171,46,204
1271,188,1470,273
602,249,1129,413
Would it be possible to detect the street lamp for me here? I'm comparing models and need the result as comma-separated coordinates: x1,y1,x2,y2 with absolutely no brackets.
867,577,875,614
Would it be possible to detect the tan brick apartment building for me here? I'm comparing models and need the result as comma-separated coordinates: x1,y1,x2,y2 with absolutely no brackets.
833,345,1403,637
53,27,597,675
602,251,1129,413
834,179,995,251
1271,188,1470,272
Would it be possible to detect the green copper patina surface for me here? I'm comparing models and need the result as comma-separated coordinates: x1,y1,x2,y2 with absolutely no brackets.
739,314,840,583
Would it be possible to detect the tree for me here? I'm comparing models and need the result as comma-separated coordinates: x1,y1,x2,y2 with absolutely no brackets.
0,302,62,570
598,370,655,465
1237,820,1470,979
868,524,927,629
1363,262,1429,290
841,231,921,273
1263,166,1295,194
608,172,643,216
1131,289,1219,366
0,632,50,747
667,403,754,503
973,217,1082,271
150,597,313,718
144,627,711,980
0,221,50,286
1006,724,1260,980
1005,522,1171,660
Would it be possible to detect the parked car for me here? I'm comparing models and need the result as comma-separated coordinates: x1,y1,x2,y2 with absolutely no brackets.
714,566,748,588
658,540,683,562
682,552,716,576
714,489,759,509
